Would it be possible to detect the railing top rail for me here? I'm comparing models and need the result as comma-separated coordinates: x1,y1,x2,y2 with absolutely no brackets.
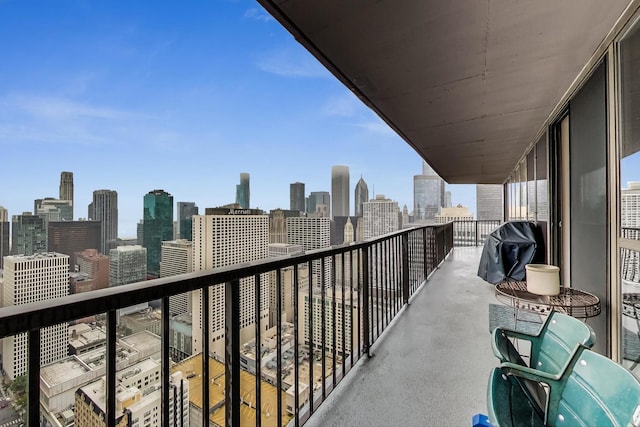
0,222,450,340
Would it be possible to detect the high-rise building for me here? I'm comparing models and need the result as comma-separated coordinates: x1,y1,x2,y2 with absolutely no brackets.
75,249,110,292
192,209,269,357
306,191,330,216
47,220,101,270
299,288,358,355
88,189,118,255
413,161,445,221
59,171,74,219
0,206,8,269
354,176,369,217
177,202,198,241
331,165,350,218
11,212,46,256
290,182,306,212
286,216,331,287
445,191,452,208
236,173,250,209
36,198,73,222
2,253,69,379
331,216,360,245
476,184,504,221
109,245,147,287
363,195,400,240
268,243,306,327
269,209,301,244
160,239,193,316
74,365,189,427
143,190,174,277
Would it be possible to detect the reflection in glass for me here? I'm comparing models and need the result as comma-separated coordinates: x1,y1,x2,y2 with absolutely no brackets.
621,249,640,377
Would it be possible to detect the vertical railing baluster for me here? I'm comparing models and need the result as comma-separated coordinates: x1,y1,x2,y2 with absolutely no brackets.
341,252,346,379
107,310,116,427
382,238,391,326
276,269,283,427
255,274,262,427
402,232,410,305
308,260,314,414
202,286,210,427
362,247,370,357
321,257,326,400
372,243,380,342
225,279,241,427
293,264,300,427
356,249,361,360
162,296,170,426
349,250,354,367
27,329,40,427
331,255,337,390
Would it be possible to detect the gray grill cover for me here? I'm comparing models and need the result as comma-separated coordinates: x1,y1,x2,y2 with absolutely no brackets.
477,221,545,284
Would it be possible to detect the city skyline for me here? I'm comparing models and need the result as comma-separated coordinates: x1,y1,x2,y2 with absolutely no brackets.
0,0,476,237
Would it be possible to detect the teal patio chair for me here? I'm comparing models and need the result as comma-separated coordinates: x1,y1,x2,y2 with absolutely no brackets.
488,345,640,426
491,310,596,416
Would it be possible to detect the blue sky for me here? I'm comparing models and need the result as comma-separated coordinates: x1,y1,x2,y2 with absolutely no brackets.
0,0,475,236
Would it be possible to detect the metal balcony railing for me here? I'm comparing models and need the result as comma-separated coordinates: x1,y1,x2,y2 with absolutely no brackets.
0,222,453,427
452,220,502,247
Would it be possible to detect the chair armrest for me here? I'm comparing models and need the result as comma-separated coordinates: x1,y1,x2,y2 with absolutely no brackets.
491,327,536,363
500,362,562,383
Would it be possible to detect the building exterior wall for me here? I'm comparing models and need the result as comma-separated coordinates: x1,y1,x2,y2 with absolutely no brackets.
160,239,194,315
110,245,147,286
2,253,69,379
88,189,118,255
331,165,350,218
191,214,269,357
47,220,101,270
290,182,305,212
143,190,174,277
362,196,400,240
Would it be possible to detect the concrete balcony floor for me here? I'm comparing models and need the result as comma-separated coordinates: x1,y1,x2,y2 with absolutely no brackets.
306,247,497,427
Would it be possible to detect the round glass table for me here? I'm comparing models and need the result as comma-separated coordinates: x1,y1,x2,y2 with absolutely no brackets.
495,280,601,319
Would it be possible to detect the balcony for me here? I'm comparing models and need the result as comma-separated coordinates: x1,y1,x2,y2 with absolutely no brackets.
0,221,518,426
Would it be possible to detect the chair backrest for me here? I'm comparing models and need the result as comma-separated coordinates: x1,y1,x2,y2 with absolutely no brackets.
548,348,640,426
532,311,596,375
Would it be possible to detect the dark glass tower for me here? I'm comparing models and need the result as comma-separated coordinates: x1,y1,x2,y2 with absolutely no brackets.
177,202,199,240
355,176,369,217
88,189,118,254
235,173,250,209
290,182,305,212
143,189,174,277
11,213,46,256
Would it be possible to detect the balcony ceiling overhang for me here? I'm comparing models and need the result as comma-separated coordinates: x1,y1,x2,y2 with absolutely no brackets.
259,0,633,184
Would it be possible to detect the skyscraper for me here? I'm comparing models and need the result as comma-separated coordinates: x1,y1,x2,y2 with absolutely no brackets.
191,209,269,356
236,173,250,209
476,184,504,221
160,239,194,316
286,216,331,286
88,189,118,254
11,212,46,256
177,202,198,241
363,195,400,239
331,165,350,218
47,220,101,270
143,189,174,277
59,171,74,219
290,182,305,212
109,245,147,286
0,206,8,269
307,191,330,217
36,198,73,222
2,253,69,379
413,161,445,221
354,176,369,217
